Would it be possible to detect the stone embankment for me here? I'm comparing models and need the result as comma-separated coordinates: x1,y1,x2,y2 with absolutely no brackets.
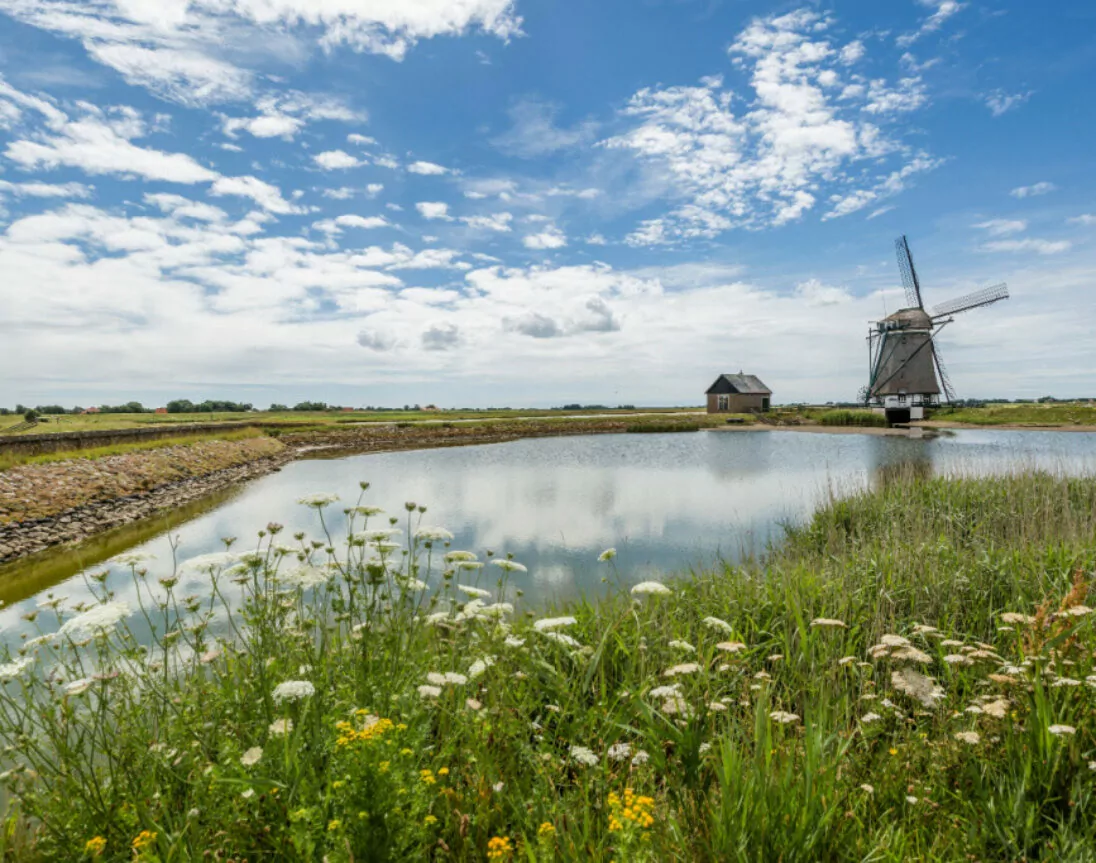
0,437,288,563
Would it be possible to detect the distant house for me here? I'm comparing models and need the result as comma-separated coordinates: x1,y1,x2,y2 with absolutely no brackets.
154,407,168,414
705,373,772,413
82,407,101,415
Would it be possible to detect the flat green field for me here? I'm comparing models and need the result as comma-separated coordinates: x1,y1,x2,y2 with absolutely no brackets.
933,402,1096,426
0,407,701,437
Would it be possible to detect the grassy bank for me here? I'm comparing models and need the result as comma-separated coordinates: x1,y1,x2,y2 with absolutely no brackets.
813,409,888,428
934,403,1096,427
0,429,266,472
0,471,1094,861
0,436,284,524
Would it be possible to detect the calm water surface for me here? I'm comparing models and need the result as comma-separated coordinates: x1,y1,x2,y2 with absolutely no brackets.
2,429,1095,638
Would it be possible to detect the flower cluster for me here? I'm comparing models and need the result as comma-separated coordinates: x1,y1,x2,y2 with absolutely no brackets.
608,788,656,833
334,715,395,748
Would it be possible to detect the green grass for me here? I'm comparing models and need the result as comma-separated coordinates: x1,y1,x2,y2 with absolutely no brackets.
935,402,1096,426
1,470,1094,861
813,409,888,428
0,428,267,472
0,408,701,437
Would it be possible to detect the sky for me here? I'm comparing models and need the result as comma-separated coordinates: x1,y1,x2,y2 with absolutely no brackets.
0,0,1093,409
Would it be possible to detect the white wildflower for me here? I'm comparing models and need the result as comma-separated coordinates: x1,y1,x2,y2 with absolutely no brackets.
810,618,846,629
445,550,477,562
533,616,577,632
631,581,671,596
943,654,974,666
860,784,874,794
64,677,93,696
631,750,650,766
415,527,454,542
880,634,910,648
649,684,681,699
1048,724,1075,736
268,718,293,736
352,528,401,542
455,561,484,570
1052,678,1081,688
570,745,599,767
1000,612,1035,624
298,493,339,508
110,551,156,567
58,601,131,639
860,712,882,723
708,701,728,712
607,743,632,762
891,668,945,708
272,681,315,703
663,663,700,677
492,560,527,573
353,505,385,517
716,641,746,653
369,541,402,553
241,747,263,767
699,742,712,755
668,640,696,653
241,788,255,799
838,656,857,666
458,585,492,599
468,657,496,680
912,624,938,634
417,684,442,699
598,548,617,562
769,711,799,725
542,631,581,648
504,636,526,648
279,566,331,590
402,578,428,592
982,699,1010,718
954,731,980,745
0,657,34,682
702,617,733,634
423,611,451,626
1061,605,1092,617
906,796,918,805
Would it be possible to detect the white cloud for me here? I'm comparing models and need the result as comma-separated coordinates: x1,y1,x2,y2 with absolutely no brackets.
0,0,523,105
221,93,361,140
604,10,939,242
322,183,384,200
839,41,865,65
985,90,1032,117
313,150,364,170
5,101,218,184
897,1,965,48
1010,182,1056,199
866,205,895,220
1068,214,1096,226
523,225,567,250
460,212,512,232
209,176,300,214
586,233,607,245
0,179,92,199
313,214,391,234
416,201,452,221
407,160,450,175
981,238,1071,255
492,98,598,158
974,219,1027,237
794,278,852,306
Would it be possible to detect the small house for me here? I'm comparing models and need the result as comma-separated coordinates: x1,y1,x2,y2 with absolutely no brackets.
705,373,772,413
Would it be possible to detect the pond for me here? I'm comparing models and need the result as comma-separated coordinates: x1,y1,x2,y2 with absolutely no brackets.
2,428,1095,641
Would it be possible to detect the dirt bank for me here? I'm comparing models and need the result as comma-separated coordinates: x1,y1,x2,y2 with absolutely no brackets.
0,438,288,563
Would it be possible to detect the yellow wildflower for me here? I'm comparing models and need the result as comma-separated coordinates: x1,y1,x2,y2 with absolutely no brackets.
420,769,436,785
486,836,514,860
132,831,157,851
889,748,898,756
537,822,556,838
424,815,438,826
379,761,391,774
84,837,107,857
328,819,341,831
400,748,414,756
608,788,656,833
437,767,449,776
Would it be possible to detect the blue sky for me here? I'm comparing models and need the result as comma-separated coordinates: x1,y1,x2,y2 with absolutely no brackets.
0,0,1093,408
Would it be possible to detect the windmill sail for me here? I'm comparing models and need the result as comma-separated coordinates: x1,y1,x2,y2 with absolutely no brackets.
931,283,1009,319
895,235,924,310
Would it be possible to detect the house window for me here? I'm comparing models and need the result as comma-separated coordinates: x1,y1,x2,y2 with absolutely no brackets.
717,395,729,411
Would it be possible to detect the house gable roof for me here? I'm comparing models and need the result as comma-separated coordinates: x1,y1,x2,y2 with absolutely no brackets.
705,373,772,395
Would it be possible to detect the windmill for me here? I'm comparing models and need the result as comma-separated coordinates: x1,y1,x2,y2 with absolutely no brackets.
862,235,1009,423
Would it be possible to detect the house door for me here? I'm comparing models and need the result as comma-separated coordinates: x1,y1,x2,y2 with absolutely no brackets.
762,397,770,411
717,395,729,411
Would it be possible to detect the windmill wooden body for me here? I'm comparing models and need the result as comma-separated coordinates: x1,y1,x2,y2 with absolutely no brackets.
865,236,1009,423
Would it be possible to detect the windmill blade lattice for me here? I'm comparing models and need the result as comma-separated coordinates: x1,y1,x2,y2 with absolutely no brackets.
931,282,1010,319
895,235,924,309
931,338,957,404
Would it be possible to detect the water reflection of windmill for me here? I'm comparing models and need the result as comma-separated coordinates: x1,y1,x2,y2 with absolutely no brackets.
863,235,1009,424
